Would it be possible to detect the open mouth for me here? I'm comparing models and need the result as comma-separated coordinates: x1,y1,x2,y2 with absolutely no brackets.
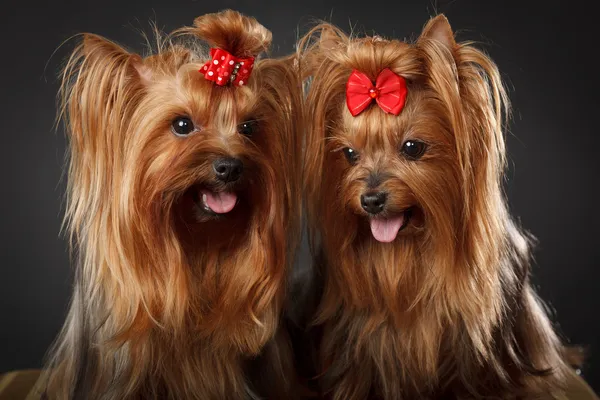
369,208,413,243
195,188,239,216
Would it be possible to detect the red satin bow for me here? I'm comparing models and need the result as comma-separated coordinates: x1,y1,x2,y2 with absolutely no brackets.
346,68,407,116
199,48,255,87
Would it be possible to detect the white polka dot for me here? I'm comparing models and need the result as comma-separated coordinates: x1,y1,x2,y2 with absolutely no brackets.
229,60,234,65
239,80,244,85
218,77,222,81
208,71,214,76
220,56,225,60
243,69,248,74
240,61,244,65
203,65,208,70
224,71,229,76
214,60,219,65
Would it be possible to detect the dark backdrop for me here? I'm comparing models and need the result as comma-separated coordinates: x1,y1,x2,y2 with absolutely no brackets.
1,0,598,393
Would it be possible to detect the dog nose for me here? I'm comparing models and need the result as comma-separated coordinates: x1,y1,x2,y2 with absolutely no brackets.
213,157,243,183
361,192,387,215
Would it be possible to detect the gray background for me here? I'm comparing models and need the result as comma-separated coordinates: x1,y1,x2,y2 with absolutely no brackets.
1,0,598,393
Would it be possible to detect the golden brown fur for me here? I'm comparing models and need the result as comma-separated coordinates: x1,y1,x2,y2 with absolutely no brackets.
298,15,570,399
41,10,303,400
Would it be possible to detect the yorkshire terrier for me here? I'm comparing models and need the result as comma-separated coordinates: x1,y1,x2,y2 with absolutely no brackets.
41,10,302,399
298,15,579,399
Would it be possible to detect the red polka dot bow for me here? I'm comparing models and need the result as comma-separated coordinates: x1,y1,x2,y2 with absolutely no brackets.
199,48,255,87
346,68,407,116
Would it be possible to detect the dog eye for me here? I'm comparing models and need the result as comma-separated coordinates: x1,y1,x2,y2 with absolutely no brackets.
171,117,195,136
342,147,359,165
401,140,427,160
238,120,258,137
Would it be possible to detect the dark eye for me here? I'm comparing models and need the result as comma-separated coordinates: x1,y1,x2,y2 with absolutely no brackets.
171,116,195,136
342,147,359,165
401,140,427,160
238,120,258,137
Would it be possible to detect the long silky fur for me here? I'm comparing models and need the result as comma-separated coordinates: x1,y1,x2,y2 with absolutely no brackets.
40,10,303,400
298,17,571,399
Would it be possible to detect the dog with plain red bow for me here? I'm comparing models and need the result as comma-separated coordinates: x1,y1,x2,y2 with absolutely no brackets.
297,16,577,399
40,10,303,399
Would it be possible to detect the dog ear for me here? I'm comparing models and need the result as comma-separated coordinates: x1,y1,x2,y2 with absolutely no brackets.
418,14,456,50
295,22,348,80
59,33,149,171
318,24,347,53
81,34,152,84
81,34,128,59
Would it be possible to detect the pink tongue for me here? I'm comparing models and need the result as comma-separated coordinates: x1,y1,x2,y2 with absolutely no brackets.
370,215,405,243
202,190,238,214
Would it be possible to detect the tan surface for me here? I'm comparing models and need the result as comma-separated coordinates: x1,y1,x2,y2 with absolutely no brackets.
0,368,598,399
0,370,42,399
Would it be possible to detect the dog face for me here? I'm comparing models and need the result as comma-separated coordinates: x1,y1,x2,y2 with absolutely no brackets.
125,47,289,245
325,83,462,244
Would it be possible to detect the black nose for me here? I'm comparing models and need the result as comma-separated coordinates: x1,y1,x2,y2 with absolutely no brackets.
361,192,387,215
213,157,243,183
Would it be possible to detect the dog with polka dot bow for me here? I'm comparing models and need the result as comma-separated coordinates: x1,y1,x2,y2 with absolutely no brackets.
40,10,303,400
